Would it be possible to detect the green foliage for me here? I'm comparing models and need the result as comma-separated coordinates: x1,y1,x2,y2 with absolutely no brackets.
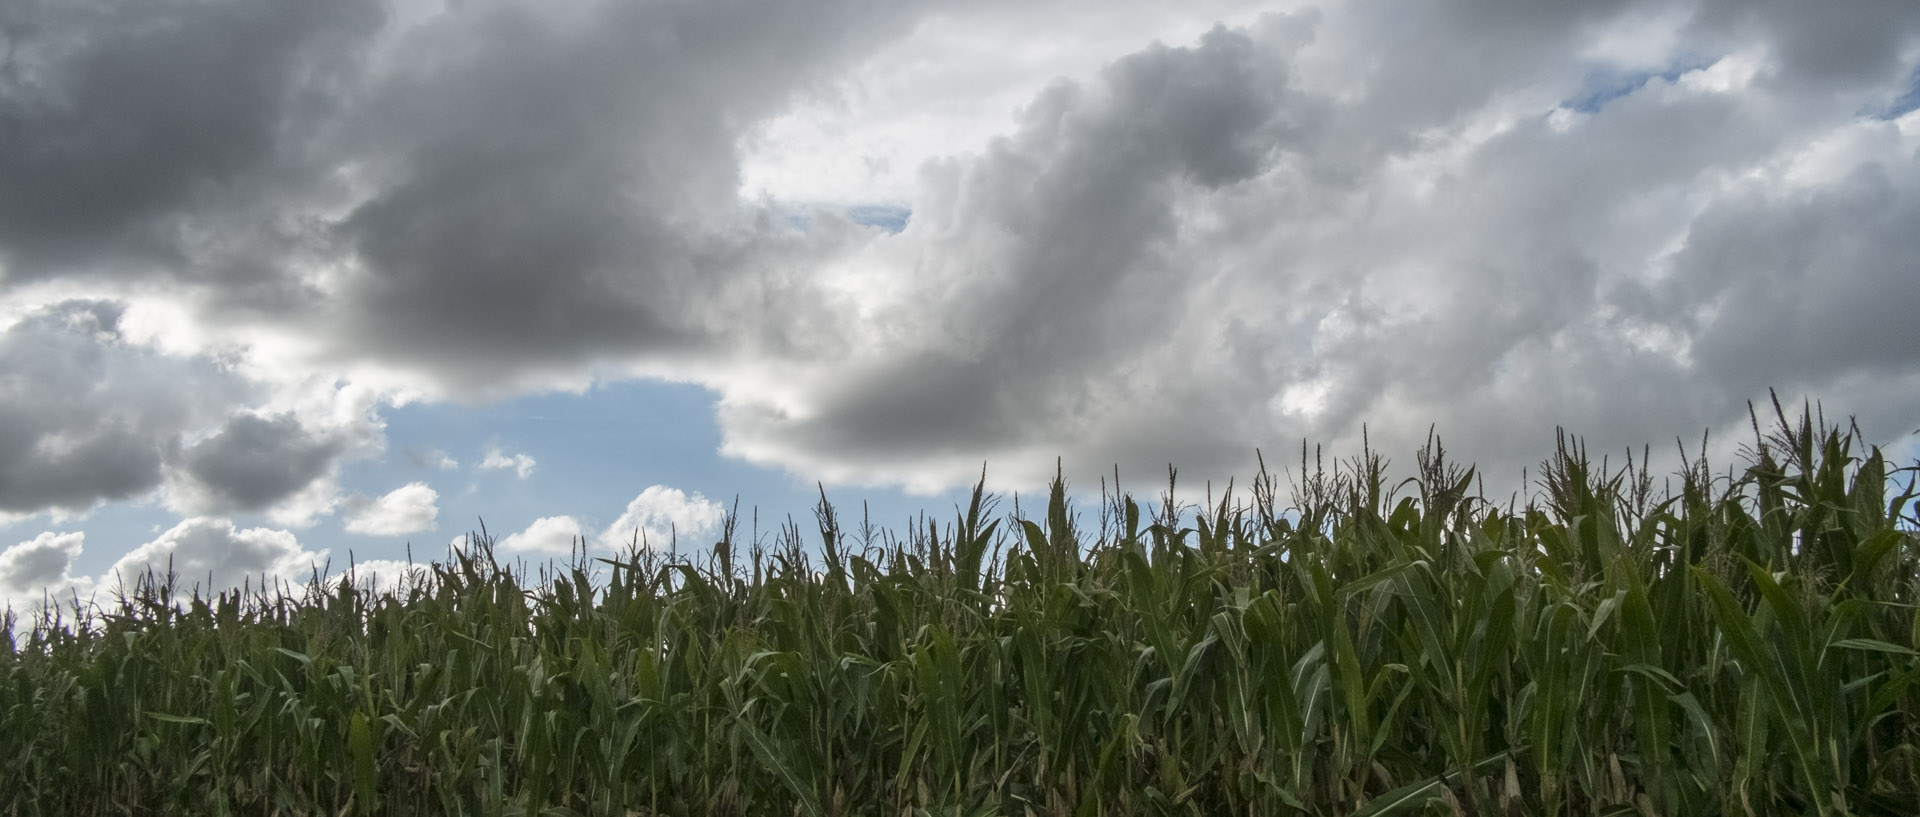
4,404,1918,815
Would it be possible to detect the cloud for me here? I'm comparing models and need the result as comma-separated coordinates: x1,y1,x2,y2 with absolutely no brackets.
707,5,1920,492
343,482,439,536
479,446,537,480
713,24,1310,491
107,517,326,595
407,448,460,471
499,516,584,555
4,0,1920,521
335,557,427,595
0,531,97,615
0,301,238,515
0,0,387,277
0,0,940,520
0,297,384,522
173,412,348,513
599,486,726,550
274,0,935,395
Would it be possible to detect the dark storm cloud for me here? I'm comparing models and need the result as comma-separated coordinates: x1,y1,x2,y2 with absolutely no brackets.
957,25,1293,344
1688,0,1920,87
317,0,935,390
787,27,1292,454
179,412,346,513
3,0,938,388
719,1,1920,493
0,302,205,514
1668,161,1920,387
0,0,385,277
782,353,1007,454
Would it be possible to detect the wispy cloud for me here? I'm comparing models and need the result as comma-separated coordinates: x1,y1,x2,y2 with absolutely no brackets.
479,446,537,480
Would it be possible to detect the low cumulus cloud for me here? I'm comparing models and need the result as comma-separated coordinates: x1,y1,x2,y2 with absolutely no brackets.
599,486,726,550
455,487,723,556
343,482,440,536
107,517,326,595
498,516,585,556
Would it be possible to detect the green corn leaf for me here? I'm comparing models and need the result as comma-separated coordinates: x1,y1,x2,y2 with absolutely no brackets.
735,709,825,817
1828,638,1919,658
348,710,377,814
1351,778,1442,817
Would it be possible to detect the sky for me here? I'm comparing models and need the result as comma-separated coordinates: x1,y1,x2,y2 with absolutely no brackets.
3,0,1920,613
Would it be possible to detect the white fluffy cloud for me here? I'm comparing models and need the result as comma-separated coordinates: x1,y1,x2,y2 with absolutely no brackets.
599,486,726,550
479,446,538,480
499,515,585,555
107,517,327,595
344,482,440,536
336,558,428,595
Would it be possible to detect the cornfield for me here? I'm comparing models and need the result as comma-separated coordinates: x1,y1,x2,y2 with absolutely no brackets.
4,403,1918,816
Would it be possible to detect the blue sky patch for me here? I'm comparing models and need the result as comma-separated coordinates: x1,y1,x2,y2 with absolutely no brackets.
337,380,967,564
1562,59,1715,114
845,204,911,233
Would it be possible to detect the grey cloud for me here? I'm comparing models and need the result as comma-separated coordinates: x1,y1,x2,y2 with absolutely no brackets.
179,413,346,513
721,4,1920,494
719,25,1307,485
0,531,96,616
0,300,366,519
315,0,937,391
1688,0,1920,88
0,0,385,277
781,353,1008,455
1343,1,1636,99
953,27,1298,365
0,0,942,517
0,301,218,513
3,0,938,389
0,531,85,594
1667,162,1920,389
6,0,1920,506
